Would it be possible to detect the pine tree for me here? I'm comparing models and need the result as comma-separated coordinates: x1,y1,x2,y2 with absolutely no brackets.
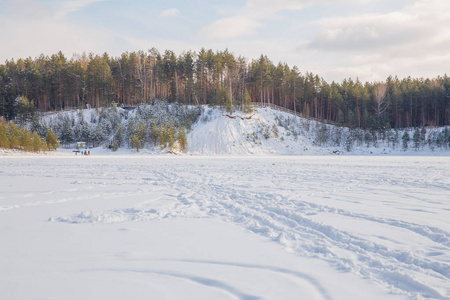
7,123,20,149
316,124,328,146
243,88,253,113
159,126,168,148
40,137,48,152
127,118,135,146
15,96,35,126
0,121,9,148
168,125,175,149
131,134,141,152
19,127,33,151
412,128,420,150
136,122,146,147
112,140,119,151
114,123,123,147
225,88,233,113
91,125,105,147
46,128,60,150
392,129,399,150
60,116,74,147
402,131,410,151
420,127,426,150
186,118,192,132
364,131,372,148
178,126,187,151
81,121,91,145
31,131,43,152
150,123,159,145
345,133,353,152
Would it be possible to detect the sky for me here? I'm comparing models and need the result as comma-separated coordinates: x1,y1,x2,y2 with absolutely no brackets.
0,0,449,83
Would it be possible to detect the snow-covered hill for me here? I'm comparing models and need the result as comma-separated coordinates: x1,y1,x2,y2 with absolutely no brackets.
187,106,449,156
31,103,450,156
188,107,325,155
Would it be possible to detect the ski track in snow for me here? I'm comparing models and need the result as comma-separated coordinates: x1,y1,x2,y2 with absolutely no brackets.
28,156,448,299
2,156,449,299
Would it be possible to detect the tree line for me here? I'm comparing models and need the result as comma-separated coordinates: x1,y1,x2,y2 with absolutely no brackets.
1,48,449,129
0,116,59,152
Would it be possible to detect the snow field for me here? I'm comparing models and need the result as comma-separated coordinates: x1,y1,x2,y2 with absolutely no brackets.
1,155,449,299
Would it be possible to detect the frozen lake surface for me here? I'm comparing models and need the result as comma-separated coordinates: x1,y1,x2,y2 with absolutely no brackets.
1,155,449,299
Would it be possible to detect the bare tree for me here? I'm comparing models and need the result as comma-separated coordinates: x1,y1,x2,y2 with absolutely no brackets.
374,82,388,117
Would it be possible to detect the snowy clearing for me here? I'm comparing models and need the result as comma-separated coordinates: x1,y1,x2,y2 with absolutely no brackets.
1,155,449,299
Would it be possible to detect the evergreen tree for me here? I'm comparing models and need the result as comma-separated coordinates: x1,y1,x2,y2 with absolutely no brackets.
15,96,35,126
7,123,20,149
0,120,9,148
131,134,141,152
364,131,372,148
345,132,353,152
60,116,74,147
111,140,119,151
332,127,342,146
46,128,60,150
114,123,124,147
150,123,159,145
316,124,328,146
91,124,105,147
159,125,168,148
225,88,233,113
168,125,175,148
392,129,399,150
243,88,253,113
412,128,420,150
19,127,32,151
136,122,146,147
178,126,187,151
81,121,92,145
31,131,43,152
214,87,228,108
402,131,410,151
420,127,426,150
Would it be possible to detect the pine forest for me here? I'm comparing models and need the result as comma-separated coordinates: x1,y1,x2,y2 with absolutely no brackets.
1,48,449,131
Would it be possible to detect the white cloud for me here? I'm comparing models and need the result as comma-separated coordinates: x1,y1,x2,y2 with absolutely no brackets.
242,0,309,18
1,0,448,83
200,16,262,39
200,0,307,39
159,8,180,17
308,11,430,52
55,0,105,19
0,0,112,62
302,0,450,81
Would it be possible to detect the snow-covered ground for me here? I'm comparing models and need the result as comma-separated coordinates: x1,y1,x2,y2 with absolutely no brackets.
1,154,449,299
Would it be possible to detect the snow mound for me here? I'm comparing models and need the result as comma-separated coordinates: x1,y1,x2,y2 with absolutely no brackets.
186,106,449,156
188,107,325,155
